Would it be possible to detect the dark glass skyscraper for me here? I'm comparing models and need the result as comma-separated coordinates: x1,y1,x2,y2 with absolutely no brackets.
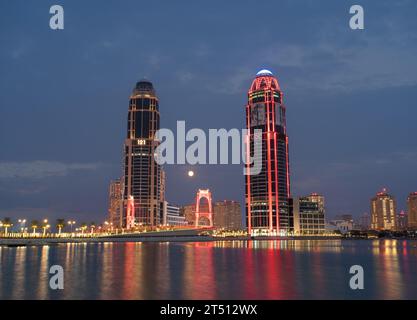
245,70,291,235
122,80,165,228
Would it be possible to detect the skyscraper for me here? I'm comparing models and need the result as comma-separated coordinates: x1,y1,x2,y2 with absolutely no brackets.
407,192,417,229
370,188,396,230
245,69,291,235
122,80,165,228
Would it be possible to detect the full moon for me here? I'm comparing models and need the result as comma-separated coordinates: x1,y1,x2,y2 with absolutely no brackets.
187,170,194,177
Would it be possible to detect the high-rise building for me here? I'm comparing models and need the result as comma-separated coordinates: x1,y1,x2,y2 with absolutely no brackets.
245,69,291,236
213,200,242,230
108,179,123,228
370,188,396,230
163,201,187,226
397,210,408,231
293,193,325,235
122,80,165,228
407,192,417,229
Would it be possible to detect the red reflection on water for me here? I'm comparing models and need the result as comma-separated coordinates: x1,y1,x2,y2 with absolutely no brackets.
182,242,217,299
241,241,297,299
122,242,139,299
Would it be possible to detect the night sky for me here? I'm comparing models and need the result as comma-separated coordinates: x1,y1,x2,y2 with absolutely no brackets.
1,0,417,224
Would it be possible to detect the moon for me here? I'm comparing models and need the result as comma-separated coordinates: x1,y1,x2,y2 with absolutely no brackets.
187,170,194,177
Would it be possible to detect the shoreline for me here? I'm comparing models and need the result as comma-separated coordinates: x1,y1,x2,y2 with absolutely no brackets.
2,234,417,247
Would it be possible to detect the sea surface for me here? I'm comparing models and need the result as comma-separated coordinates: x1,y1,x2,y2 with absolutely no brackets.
1,239,416,300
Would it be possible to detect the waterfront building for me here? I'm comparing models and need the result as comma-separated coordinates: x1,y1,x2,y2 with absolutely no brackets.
293,193,325,235
213,200,242,230
122,80,165,228
245,69,291,236
397,210,408,231
163,202,187,226
370,188,396,230
408,192,417,229
108,179,123,228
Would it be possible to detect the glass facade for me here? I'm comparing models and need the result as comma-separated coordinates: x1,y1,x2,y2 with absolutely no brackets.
122,80,165,227
245,71,291,235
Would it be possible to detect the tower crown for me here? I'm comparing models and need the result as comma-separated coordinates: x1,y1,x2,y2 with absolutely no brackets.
256,69,273,76
250,69,280,92
133,79,155,95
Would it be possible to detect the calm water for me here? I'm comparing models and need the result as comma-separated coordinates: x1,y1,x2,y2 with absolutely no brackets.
1,239,416,300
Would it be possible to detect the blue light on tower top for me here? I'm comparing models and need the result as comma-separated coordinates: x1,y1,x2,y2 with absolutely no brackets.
256,69,273,76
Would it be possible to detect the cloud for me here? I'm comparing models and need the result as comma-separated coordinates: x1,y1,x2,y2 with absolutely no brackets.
0,161,102,179
177,71,195,83
209,13,417,95
260,39,417,93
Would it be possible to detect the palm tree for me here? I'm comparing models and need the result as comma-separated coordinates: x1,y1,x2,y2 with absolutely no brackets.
2,217,12,236
80,222,87,234
89,222,96,234
56,219,65,235
31,220,39,235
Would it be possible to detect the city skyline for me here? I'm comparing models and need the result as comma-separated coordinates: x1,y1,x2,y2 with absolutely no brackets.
1,1,417,223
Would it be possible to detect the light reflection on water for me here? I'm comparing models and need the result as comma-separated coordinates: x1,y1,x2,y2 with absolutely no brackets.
0,239,416,300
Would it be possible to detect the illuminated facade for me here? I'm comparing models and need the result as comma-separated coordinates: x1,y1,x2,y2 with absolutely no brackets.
213,200,242,230
407,192,417,229
182,200,242,230
163,201,187,226
370,189,396,230
293,193,325,235
108,179,123,228
195,189,213,227
397,210,408,230
122,80,165,228
245,69,291,235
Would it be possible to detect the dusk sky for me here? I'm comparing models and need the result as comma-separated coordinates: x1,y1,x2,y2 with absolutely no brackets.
1,0,417,224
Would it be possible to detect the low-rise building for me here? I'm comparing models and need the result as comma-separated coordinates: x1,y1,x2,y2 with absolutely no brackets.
163,202,187,226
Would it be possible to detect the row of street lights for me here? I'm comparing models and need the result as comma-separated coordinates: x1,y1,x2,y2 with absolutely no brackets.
1,218,120,237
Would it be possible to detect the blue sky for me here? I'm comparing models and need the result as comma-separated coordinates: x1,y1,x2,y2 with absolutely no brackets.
1,0,417,223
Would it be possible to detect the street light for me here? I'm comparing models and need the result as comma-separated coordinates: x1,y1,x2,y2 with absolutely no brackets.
68,220,76,233
18,219,27,234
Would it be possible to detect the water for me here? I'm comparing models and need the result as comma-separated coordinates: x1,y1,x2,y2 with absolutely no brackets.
1,239,416,300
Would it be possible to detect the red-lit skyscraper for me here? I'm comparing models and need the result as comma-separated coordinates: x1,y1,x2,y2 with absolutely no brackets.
245,70,291,235
122,80,165,228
